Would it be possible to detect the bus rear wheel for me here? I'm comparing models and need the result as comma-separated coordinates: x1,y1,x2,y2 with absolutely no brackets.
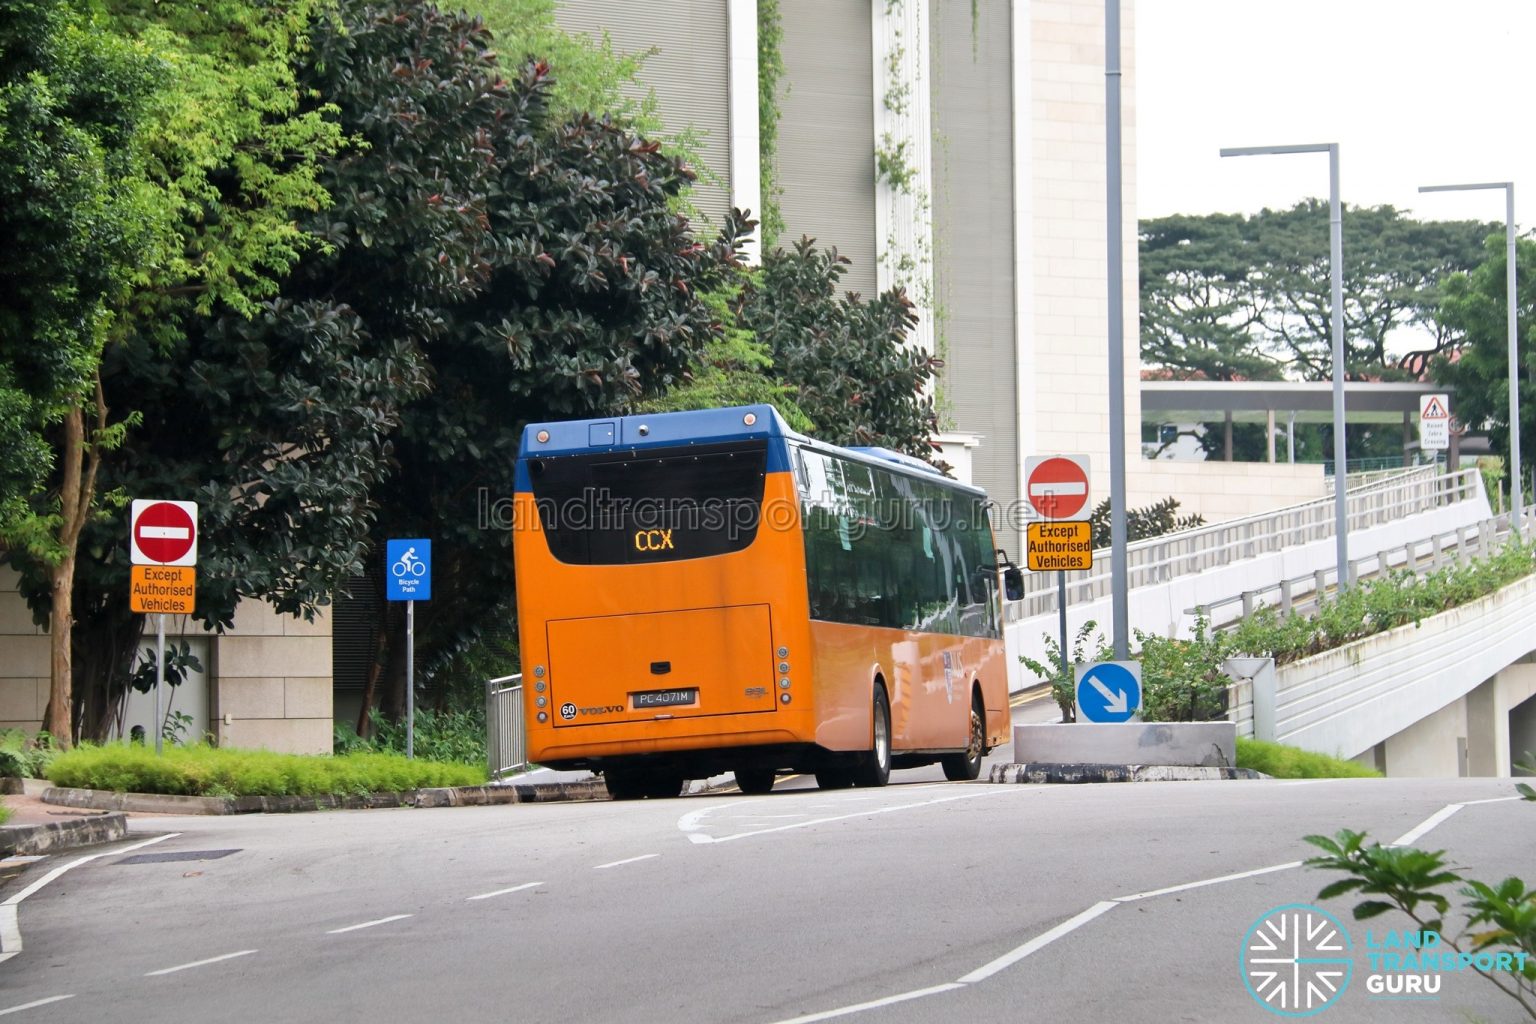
941,696,986,782
734,768,776,795
814,765,854,790
852,687,891,788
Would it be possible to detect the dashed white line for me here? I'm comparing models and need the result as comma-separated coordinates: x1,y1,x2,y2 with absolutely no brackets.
327,914,412,935
682,788,1027,845
595,854,659,870
0,995,75,1016
466,882,542,901
145,950,257,976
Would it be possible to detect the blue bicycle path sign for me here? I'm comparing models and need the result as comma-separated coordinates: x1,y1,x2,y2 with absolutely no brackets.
1075,660,1141,723
386,539,431,601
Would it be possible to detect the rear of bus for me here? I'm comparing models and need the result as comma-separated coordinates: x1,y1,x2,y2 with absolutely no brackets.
512,406,815,795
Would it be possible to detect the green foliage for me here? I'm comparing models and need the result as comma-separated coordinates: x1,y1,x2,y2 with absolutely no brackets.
1306,827,1536,1017
1135,615,1229,722
631,278,812,430
339,707,487,767
1235,738,1381,779
47,743,485,797
0,801,10,826
0,730,60,780
1140,204,1493,383
756,0,786,249
1435,236,1536,497
1087,496,1204,550
1226,543,1536,666
1018,620,1111,723
741,237,938,459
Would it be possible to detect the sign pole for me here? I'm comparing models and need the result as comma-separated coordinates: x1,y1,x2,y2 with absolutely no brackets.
154,613,165,755
406,599,415,760
1057,570,1069,678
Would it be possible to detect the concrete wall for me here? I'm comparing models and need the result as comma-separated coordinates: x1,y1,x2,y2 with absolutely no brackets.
0,568,48,731
0,565,331,754
1127,461,1328,524
1264,572,1536,771
212,601,333,754
1467,661,1536,776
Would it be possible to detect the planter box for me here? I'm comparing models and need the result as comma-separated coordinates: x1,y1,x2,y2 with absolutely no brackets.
1012,721,1237,767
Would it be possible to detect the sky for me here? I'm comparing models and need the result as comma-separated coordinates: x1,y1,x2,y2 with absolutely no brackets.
1135,0,1536,226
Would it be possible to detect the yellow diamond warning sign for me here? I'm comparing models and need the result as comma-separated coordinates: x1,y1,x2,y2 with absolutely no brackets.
1027,521,1093,571
130,565,196,614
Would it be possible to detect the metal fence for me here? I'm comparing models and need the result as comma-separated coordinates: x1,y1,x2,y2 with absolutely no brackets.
486,674,526,781
1004,465,1483,624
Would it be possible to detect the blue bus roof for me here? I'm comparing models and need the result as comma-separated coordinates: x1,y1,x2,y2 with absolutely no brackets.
517,405,984,497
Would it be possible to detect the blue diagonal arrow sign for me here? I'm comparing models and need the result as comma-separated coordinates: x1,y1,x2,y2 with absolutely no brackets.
1075,661,1142,723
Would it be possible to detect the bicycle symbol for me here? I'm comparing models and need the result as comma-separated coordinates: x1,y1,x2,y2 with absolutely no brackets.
391,547,426,577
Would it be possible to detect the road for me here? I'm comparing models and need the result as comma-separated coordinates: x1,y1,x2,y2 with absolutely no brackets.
2,765,1528,1023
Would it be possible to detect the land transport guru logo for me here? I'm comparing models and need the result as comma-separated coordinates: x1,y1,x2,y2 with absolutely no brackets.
1240,904,1353,1016
1240,902,1531,1016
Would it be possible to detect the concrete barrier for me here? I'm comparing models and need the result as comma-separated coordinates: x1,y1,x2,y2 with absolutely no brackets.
0,813,128,856
1013,721,1237,767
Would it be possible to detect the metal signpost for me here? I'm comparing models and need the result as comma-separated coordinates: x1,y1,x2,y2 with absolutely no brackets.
386,539,432,758
128,499,198,754
1075,660,1142,723
1025,455,1092,678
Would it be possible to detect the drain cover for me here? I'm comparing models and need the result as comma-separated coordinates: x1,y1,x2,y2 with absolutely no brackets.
117,849,240,865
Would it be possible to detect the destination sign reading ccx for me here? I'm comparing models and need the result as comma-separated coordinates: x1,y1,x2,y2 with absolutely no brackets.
633,689,697,709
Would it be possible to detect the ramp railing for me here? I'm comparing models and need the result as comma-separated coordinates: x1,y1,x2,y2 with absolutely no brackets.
486,674,526,780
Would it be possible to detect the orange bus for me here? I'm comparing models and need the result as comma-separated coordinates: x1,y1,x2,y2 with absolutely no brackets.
512,405,1021,798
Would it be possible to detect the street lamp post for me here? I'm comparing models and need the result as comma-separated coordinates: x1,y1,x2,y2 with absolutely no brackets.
1221,143,1350,588
1418,182,1522,535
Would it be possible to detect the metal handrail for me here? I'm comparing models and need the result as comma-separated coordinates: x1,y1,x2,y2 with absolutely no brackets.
486,673,526,781
1004,466,1482,623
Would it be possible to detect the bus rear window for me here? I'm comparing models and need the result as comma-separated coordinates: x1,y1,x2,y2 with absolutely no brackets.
526,441,768,565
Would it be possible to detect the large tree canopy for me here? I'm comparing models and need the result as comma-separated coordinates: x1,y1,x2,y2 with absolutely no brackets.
1141,203,1494,382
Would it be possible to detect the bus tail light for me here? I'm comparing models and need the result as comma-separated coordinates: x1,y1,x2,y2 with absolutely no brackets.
780,693,791,705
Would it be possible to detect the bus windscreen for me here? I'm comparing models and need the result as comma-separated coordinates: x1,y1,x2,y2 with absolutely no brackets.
527,440,768,565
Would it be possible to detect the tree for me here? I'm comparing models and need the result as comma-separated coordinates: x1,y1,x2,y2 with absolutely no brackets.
1,0,343,745
1434,235,1536,495
740,238,939,458
1140,204,1494,384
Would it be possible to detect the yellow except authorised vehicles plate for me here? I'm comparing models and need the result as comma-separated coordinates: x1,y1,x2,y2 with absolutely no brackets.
1026,521,1093,571
130,565,196,614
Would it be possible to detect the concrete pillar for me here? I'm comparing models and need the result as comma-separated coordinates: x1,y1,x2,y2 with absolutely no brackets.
1402,410,1413,467
1266,408,1276,463
1224,409,1233,462
1382,698,1468,778
1466,675,1501,777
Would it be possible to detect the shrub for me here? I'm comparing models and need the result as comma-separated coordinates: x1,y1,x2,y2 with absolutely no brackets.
0,730,59,779
1137,615,1228,722
0,800,10,826
1236,738,1381,779
335,707,487,767
47,744,486,797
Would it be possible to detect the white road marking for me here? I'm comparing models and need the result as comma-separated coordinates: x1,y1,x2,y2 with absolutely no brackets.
1392,804,1462,847
327,914,412,935
0,995,75,1016
2,832,180,908
1114,861,1303,902
957,901,1119,984
466,882,542,901
145,950,257,976
594,854,659,870
768,983,966,1024
0,907,18,955
766,797,1489,1023
1460,795,1522,807
683,788,1027,845
0,831,182,962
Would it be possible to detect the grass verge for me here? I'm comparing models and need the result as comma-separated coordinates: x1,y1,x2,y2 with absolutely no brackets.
47,744,486,797
1236,738,1381,779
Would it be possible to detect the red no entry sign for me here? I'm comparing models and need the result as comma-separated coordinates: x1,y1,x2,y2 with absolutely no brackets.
130,499,199,566
1025,455,1091,520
